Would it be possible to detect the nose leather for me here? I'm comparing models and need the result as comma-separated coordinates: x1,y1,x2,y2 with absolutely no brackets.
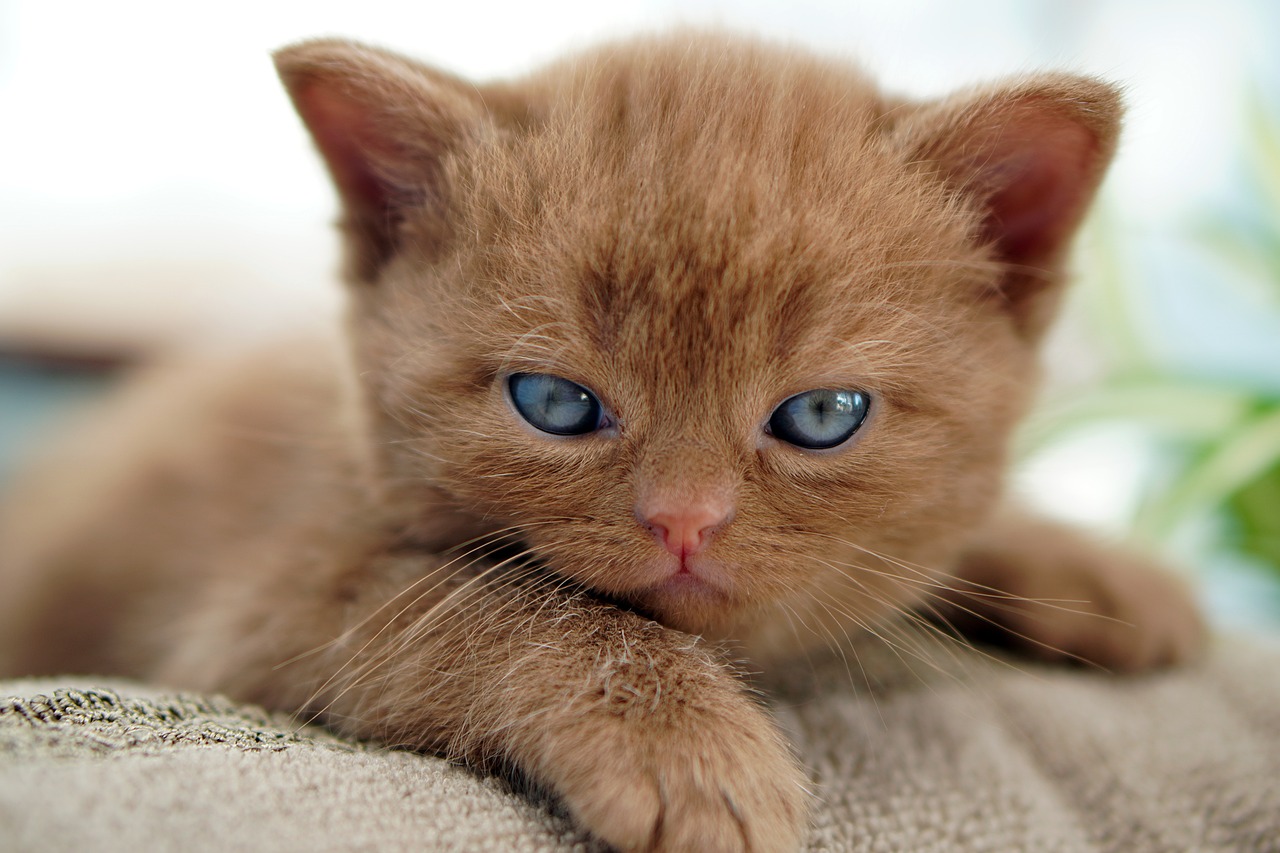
639,498,734,558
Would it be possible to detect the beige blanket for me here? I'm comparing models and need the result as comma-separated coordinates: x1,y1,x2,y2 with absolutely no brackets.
2,637,1278,852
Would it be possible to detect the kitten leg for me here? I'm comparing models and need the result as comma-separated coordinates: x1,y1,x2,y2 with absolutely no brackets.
167,553,811,853
942,511,1205,672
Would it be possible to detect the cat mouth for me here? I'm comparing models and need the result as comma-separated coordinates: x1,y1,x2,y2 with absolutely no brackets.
656,552,733,591
655,567,728,597
625,556,740,630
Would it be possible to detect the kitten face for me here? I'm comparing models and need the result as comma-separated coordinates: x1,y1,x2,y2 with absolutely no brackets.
362,89,1025,634
277,36,1119,638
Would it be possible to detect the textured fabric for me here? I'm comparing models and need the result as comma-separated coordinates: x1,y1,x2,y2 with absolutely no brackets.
2,638,1278,852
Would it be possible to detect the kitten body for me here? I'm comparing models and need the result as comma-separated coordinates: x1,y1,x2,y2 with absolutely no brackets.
0,34,1202,851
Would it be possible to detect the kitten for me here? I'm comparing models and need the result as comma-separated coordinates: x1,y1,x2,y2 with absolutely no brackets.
0,33,1203,852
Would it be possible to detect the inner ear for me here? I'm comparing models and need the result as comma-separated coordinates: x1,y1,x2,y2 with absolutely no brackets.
898,78,1122,336
957,101,1112,268
284,79,411,276
274,40,495,282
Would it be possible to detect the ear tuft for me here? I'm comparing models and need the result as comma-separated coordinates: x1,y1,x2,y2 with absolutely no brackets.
274,40,491,282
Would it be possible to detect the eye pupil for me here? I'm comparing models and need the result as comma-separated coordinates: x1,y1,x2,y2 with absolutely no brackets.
768,389,869,450
508,373,604,436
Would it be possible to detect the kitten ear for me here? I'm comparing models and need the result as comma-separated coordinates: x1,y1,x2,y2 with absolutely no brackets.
897,77,1122,337
274,40,491,282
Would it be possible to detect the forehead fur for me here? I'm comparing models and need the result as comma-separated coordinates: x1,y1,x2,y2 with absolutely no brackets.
441,35,989,409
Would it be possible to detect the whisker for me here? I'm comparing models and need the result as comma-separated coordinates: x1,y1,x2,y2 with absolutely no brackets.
808,548,1105,674
814,532,1124,624
318,530,590,710
274,523,545,672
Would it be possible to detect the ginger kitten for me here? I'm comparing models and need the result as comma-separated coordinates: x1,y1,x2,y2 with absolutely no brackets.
0,33,1203,851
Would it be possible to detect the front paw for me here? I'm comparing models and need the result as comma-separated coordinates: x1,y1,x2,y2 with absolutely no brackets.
544,678,810,852
951,516,1206,672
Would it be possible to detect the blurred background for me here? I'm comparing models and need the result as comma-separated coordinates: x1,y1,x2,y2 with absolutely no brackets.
2,0,1278,633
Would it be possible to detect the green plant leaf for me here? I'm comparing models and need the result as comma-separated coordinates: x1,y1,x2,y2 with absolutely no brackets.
1245,88,1280,221
1137,404,1280,540
1228,460,1280,576
1019,378,1259,457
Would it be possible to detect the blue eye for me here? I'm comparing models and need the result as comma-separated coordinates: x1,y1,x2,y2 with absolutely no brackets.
508,373,604,436
768,389,869,450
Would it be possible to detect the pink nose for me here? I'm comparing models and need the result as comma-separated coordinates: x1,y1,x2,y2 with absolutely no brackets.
640,499,734,558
